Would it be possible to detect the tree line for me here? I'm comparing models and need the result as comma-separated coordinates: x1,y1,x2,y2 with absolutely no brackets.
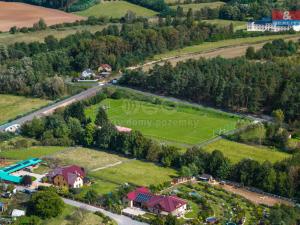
19,89,300,201
120,56,300,122
246,38,299,60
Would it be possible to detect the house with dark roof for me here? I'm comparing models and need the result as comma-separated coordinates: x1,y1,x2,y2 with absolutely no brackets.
47,165,85,188
125,187,187,217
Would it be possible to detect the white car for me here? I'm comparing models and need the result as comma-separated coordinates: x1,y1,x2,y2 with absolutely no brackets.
5,124,21,133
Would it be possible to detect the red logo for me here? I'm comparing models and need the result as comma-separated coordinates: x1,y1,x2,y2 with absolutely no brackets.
272,10,300,20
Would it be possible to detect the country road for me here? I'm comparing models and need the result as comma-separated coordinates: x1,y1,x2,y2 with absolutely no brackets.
62,198,148,225
0,85,103,132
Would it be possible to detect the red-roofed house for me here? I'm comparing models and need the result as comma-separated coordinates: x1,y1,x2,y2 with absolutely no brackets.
116,125,132,133
98,64,112,73
48,165,85,188
125,187,187,217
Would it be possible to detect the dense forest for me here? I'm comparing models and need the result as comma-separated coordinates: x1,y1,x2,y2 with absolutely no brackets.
0,17,236,99
120,56,300,121
20,89,300,201
246,39,299,60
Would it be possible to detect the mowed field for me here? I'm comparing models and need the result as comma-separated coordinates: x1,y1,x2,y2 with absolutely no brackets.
0,2,84,32
75,1,157,18
170,1,225,11
85,98,239,145
0,24,109,45
0,95,51,124
203,139,290,163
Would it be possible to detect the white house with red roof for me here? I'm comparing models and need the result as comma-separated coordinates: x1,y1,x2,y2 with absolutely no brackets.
125,187,187,217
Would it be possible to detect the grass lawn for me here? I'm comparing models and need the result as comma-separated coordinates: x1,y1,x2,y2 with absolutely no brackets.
85,98,239,145
49,147,127,171
90,160,177,187
170,2,225,10
0,146,67,160
203,139,290,163
0,25,109,45
0,95,51,124
203,19,246,31
153,33,300,60
75,1,157,18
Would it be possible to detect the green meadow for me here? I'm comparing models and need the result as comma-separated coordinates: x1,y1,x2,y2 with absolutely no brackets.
203,139,290,163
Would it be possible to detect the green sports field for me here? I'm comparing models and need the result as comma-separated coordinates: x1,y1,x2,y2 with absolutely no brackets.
75,1,157,18
0,94,51,124
203,139,290,163
85,98,239,145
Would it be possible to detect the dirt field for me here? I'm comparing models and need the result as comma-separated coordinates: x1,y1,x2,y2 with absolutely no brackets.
0,2,84,32
219,184,294,207
139,35,300,71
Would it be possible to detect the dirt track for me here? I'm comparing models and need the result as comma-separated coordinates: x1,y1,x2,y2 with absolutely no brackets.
0,2,84,32
141,35,300,71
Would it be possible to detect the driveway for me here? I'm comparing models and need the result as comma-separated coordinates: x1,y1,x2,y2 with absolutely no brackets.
62,198,148,225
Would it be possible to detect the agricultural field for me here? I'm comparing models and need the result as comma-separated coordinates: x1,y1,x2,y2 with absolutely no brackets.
75,1,157,18
203,139,290,163
85,98,239,145
0,95,51,125
165,182,269,224
0,24,109,45
0,2,84,32
170,1,225,11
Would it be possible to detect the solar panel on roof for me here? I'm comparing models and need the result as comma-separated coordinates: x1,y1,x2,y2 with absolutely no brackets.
136,193,152,202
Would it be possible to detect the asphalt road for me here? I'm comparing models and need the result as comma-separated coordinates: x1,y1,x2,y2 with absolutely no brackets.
62,198,148,225
0,85,103,132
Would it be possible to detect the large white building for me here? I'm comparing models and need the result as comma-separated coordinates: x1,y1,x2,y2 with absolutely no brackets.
247,11,300,32
247,19,300,32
